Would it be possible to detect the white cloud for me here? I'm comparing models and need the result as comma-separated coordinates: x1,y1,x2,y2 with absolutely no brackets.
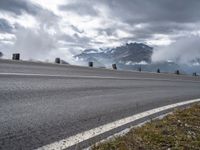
0,33,15,40
152,35,200,64
147,34,174,46
13,27,56,60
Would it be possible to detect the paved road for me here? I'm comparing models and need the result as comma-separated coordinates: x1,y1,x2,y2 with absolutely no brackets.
0,59,200,150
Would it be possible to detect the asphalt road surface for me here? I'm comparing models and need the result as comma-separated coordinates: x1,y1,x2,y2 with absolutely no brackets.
0,59,200,150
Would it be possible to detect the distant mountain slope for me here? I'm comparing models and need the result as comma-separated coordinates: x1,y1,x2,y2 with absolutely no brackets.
74,43,200,75
109,43,153,63
75,43,153,65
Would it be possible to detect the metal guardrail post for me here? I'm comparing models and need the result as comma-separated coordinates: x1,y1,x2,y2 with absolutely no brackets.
193,72,197,76
55,58,61,64
175,70,180,75
88,62,93,67
112,64,117,70
12,53,20,60
138,67,142,72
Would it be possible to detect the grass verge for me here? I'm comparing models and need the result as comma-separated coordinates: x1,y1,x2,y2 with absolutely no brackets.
92,104,200,150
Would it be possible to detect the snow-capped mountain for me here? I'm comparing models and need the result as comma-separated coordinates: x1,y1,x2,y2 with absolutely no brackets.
75,43,153,65
74,43,200,75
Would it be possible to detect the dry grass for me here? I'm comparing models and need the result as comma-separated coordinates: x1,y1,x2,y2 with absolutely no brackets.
92,104,200,150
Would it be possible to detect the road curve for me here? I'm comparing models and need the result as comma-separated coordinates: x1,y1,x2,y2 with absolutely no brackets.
0,59,200,150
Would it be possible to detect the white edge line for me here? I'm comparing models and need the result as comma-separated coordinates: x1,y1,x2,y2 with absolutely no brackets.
0,72,199,83
83,112,172,150
35,98,200,150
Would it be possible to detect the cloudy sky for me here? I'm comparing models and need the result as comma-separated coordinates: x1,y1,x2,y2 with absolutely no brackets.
0,0,200,64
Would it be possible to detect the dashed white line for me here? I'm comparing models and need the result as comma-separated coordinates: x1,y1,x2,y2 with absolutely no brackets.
35,98,200,150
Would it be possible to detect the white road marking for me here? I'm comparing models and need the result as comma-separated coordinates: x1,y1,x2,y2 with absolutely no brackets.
83,113,172,150
35,98,200,150
0,72,198,82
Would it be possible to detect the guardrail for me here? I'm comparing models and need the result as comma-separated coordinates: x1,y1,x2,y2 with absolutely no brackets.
5,54,199,76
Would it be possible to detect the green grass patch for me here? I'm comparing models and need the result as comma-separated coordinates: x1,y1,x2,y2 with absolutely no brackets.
92,104,200,150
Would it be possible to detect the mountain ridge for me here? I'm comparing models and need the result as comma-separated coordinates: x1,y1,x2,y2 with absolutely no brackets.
74,43,200,75
75,42,153,65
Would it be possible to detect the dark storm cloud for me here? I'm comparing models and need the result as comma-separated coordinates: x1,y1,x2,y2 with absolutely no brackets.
58,0,200,24
58,0,200,42
58,33,91,48
0,0,41,15
0,19,13,33
70,25,84,34
59,2,99,16
0,0,200,63
128,23,192,40
0,0,60,25
97,28,117,36
104,0,200,24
